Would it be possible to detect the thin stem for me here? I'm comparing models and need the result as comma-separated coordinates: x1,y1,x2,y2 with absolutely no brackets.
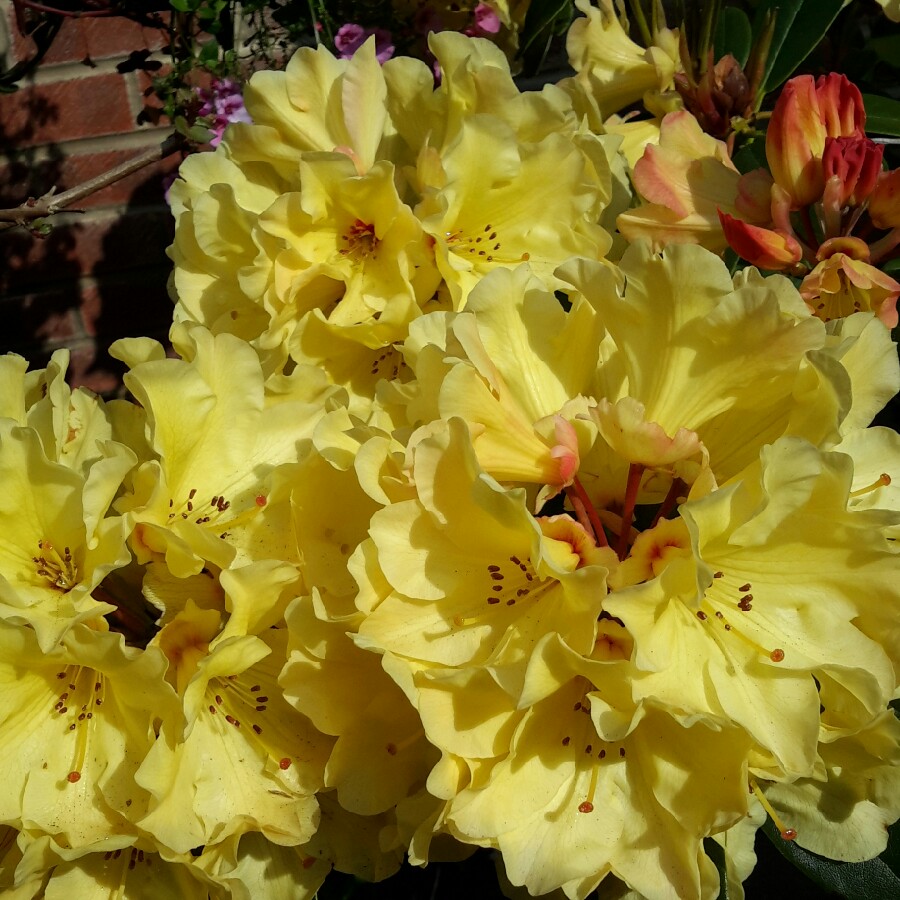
617,464,644,560
628,0,653,48
0,133,185,231
650,478,685,528
800,206,821,253
870,227,900,264
568,477,609,548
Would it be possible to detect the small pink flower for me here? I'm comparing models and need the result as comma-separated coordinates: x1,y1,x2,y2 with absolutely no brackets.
334,23,395,64
196,77,251,147
472,3,501,34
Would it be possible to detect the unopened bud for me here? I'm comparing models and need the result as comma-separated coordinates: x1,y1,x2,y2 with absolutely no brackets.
821,136,883,207
719,212,803,270
815,73,866,139
766,75,826,207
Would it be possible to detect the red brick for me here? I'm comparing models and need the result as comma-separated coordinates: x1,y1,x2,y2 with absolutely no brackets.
1,73,136,148
0,147,184,210
66,343,121,394
0,281,86,353
1,205,174,292
8,9,169,67
79,268,173,340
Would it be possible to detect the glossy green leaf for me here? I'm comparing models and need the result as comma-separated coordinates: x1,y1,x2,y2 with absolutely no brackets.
752,0,843,94
761,815,900,899
518,0,573,55
732,138,768,175
864,94,900,137
715,7,753,68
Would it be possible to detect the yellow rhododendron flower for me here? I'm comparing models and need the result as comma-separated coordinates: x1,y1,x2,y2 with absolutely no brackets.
605,438,897,778
0,622,178,847
113,328,340,576
136,625,329,854
617,111,769,252
0,410,134,650
416,116,610,308
563,0,679,118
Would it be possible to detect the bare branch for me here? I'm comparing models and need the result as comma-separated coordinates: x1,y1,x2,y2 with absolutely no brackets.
0,132,186,232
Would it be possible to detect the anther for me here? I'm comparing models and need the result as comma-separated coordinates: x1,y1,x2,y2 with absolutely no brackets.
850,473,891,497
750,778,797,841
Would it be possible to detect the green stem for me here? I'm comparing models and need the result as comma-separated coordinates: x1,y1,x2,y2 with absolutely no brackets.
628,0,653,48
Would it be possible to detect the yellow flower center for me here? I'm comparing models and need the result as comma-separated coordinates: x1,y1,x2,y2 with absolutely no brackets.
32,539,77,591
339,219,379,260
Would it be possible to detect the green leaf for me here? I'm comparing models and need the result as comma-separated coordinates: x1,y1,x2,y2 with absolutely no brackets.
864,94,900,137
168,0,198,11
517,0,572,56
714,7,752,68
198,39,221,64
703,837,732,900
761,815,900,900
732,138,768,175
752,0,843,94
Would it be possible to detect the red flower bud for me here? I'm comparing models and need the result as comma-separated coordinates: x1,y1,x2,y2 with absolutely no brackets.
868,169,900,230
815,73,866,139
718,211,803,271
821,136,883,207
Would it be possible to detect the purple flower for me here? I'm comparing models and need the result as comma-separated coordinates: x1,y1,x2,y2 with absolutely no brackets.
334,23,395,64
196,78,252,147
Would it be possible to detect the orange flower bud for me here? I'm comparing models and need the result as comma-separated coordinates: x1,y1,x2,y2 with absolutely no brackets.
868,170,900,230
815,73,865,139
718,211,803,270
821,136,883,207
766,75,827,208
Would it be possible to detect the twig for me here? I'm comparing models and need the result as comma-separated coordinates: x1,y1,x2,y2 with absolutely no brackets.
0,132,185,232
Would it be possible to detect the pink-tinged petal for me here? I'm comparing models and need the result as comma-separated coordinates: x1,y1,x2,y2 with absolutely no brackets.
766,75,826,207
734,168,774,224
816,236,871,262
718,211,803,270
815,73,866,138
549,415,580,486
869,170,900,230
800,255,900,328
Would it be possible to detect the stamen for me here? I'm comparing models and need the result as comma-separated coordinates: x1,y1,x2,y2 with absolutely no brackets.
849,473,891,497
750,778,797,840
384,729,424,756
578,763,599,814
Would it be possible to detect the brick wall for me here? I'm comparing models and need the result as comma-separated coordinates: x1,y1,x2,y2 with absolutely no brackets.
1,1,181,392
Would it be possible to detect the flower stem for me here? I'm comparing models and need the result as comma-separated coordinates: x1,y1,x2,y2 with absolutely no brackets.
569,477,609,548
617,463,644,560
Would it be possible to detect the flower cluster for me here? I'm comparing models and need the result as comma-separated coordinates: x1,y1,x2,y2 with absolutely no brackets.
2,5,900,898
620,74,900,328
